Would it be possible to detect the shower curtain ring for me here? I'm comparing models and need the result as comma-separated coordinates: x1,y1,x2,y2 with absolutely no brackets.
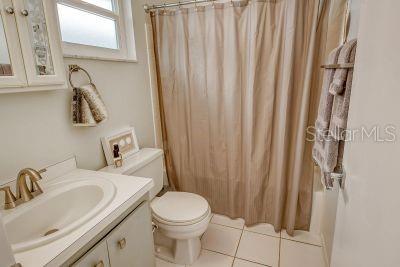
230,0,234,7
178,1,182,9
163,3,167,13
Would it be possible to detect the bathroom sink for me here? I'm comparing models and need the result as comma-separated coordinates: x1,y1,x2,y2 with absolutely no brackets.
2,178,116,252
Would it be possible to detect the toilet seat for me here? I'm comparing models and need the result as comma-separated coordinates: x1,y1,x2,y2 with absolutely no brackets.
151,192,210,226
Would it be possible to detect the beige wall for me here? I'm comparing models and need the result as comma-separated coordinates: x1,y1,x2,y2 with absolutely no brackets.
331,0,400,266
0,1,156,183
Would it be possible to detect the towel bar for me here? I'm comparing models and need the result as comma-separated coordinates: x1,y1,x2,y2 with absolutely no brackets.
68,64,93,88
330,169,346,189
320,63,354,69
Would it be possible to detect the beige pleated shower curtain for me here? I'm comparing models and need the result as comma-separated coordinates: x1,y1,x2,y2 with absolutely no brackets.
146,0,348,234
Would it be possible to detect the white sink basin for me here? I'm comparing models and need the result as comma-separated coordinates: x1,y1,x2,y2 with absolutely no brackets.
2,178,116,252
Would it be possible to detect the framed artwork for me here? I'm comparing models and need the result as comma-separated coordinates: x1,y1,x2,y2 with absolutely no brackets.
101,127,139,166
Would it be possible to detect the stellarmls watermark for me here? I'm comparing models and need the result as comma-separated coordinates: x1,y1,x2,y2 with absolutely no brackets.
306,125,397,142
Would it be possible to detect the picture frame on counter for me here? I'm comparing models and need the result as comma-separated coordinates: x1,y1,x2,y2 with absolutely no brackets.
101,127,139,166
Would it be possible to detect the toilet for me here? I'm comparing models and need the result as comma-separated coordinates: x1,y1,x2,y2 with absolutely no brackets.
101,148,211,265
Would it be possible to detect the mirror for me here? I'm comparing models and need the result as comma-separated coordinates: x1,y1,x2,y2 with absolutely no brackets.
0,15,13,76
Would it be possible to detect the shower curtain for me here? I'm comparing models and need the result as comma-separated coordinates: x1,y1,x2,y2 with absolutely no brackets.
148,0,347,234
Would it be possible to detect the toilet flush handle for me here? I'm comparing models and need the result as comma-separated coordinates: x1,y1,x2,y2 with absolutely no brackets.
152,222,159,233
118,238,127,249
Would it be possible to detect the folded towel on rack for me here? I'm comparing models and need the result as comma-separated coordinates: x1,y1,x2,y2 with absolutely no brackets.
72,88,96,125
72,84,108,126
324,40,357,173
329,39,357,95
79,83,108,123
312,46,342,171
330,39,357,140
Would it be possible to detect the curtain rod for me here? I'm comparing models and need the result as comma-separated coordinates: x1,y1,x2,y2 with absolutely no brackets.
144,0,220,12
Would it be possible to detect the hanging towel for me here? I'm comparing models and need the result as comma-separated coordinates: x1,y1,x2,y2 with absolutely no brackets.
312,46,343,174
79,83,108,123
329,39,357,96
329,39,357,139
324,40,357,172
72,88,96,125
72,83,108,126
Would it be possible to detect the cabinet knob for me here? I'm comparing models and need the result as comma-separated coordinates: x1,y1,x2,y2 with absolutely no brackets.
5,7,15,14
118,238,127,249
20,9,29,16
94,260,104,267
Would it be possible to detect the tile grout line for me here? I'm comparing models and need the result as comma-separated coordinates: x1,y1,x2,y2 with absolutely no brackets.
243,229,281,239
211,214,281,238
234,256,272,267
278,235,282,267
280,236,323,247
200,248,271,267
203,248,235,258
211,221,281,239
232,222,247,267
234,226,245,257
210,222,245,231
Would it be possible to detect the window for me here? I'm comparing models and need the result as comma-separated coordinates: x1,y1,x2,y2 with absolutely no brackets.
57,0,136,61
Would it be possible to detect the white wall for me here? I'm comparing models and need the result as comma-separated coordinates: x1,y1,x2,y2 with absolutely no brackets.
0,1,156,183
331,1,400,266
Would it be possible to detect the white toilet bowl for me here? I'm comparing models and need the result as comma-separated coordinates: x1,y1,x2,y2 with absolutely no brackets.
151,191,211,265
100,147,211,265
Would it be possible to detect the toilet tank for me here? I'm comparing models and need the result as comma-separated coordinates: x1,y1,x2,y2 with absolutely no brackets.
126,149,164,199
100,148,165,199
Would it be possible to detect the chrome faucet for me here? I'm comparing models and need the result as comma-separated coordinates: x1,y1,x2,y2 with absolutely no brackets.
0,168,46,210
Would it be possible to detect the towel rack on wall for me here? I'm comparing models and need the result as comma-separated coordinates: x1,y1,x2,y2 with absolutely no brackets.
330,169,346,189
68,64,93,88
320,63,354,69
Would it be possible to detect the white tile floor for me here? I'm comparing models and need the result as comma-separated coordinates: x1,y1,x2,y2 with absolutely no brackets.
156,214,326,267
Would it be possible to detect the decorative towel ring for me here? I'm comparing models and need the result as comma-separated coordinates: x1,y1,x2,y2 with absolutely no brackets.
68,64,93,88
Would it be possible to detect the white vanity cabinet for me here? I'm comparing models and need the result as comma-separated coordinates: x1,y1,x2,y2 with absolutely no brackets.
72,242,110,267
0,0,66,93
73,201,156,267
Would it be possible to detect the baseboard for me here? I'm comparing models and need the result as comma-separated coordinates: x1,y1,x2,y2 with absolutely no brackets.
321,233,330,267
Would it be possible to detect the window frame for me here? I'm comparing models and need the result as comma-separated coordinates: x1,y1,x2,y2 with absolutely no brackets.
56,0,137,62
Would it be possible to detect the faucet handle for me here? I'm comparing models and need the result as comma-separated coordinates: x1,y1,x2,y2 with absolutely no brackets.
38,168,47,175
30,180,43,196
0,186,18,210
29,168,46,181
30,168,46,196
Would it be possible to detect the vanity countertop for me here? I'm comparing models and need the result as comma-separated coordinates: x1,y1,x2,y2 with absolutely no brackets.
1,158,153,267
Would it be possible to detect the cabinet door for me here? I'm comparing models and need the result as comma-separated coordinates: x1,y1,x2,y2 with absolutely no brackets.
12,0,65,86
106,201,156,267
72,240,110,267
0,0,27,89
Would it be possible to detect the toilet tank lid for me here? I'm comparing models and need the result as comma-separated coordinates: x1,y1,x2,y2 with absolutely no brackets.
99,148,163,175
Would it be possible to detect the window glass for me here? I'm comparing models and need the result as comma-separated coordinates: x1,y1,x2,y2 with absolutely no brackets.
82,0,115,11
57,4,118,49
